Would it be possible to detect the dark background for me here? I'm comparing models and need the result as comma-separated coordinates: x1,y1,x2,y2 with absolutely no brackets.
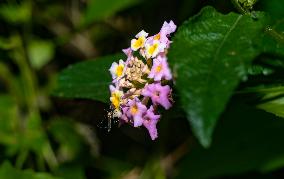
0,0,284,178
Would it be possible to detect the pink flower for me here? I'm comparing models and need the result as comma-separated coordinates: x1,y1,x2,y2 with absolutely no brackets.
108,20,176,140
120,106,130,123
145,40,166,59
122,47,132,57
142,83,172,109
143,106,160,140
160,20,177,37
126,98,147,127
144,21,176,54
146,21,176,49
148,56,172,81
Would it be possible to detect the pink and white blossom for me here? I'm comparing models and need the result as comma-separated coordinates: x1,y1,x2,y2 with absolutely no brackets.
148,55,172,81
108,21,176,140
143,106,160,140
126,98,147,127
109,59,125,80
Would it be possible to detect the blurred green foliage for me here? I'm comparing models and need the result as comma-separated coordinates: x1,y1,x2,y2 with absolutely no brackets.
0,161,58,179
83,0,140,26
0,0,284,179
27,40,55,70
0,1,31,24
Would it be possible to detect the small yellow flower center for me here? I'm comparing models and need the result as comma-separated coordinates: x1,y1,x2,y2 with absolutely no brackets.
148,43,159,56
116,65,124,77
155,64,162,73
154,33,160,40
133,36,145,49
130,105,138,115
111,92,121,109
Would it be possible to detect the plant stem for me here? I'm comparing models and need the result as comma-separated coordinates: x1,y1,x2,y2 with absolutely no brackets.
265,26,284,44
231,0,248,15
0,62,22,104
235,86,284,94
42,142,58,170
15,150,28,169
13,34,58,170
8,33,37,112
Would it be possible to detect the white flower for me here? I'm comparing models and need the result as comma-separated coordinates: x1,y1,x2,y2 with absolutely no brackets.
109,59,125,79
145,40,165,58
109,85,124,110
131,30,148,51
135,30,148,38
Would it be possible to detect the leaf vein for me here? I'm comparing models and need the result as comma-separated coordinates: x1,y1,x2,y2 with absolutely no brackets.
205,15,243,92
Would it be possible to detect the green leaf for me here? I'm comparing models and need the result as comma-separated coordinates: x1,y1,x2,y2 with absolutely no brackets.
257,97,284,118
246,19,284,119
0,161,60,179
178,100,284,178
259,0,284,20
168,6,269,147
0,36,20,50
53,54,124,103
246,64,273,76
28,40,55,70
253,85,284,118
0,2,31,24
83,0,139,25
259,20,284,56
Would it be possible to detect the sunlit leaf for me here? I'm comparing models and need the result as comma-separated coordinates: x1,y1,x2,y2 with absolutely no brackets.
28,40,55,70
257,96,284,118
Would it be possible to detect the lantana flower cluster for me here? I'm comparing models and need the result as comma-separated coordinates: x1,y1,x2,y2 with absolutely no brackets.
108,21,176,140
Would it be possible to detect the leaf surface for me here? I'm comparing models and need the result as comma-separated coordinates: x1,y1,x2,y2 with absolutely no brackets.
168,6,269,147
53,54,124,103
